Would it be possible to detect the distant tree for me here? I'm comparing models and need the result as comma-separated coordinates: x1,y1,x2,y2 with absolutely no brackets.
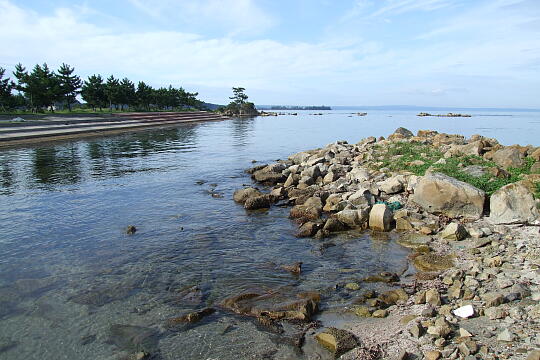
81,74,106,111
0,67,15,111
28,63,61,112
136,81,153,110
105,75,122,111
229,87,248,105
119,78,136,110
57,63,82,111
13,63,32,110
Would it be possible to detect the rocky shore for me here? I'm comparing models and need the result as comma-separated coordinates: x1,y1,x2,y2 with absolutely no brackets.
233,128,540,359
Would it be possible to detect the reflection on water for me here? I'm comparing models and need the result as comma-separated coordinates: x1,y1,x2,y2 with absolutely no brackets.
0,109,539,359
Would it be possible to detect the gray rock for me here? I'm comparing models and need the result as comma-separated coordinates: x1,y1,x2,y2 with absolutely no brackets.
440,222,468,241
492,147,524,169
369,203,393,231
489,182,539,224
411,172,485,220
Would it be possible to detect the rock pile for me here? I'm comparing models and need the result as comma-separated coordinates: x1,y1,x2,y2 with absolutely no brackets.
233,128,540,359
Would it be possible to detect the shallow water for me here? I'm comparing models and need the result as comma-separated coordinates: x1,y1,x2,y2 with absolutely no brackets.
0,109,539,359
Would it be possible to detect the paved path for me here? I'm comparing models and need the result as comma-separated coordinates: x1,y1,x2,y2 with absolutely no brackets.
0,112,227,146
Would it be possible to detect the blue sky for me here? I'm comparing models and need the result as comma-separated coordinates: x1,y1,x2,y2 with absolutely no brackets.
1,0,539,107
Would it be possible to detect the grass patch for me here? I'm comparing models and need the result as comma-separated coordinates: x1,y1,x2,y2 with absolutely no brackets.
371,141,537,196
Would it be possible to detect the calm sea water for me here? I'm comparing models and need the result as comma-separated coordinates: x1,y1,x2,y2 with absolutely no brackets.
0,109,539,360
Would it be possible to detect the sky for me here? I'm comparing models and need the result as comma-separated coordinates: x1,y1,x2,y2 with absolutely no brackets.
0,0,539,107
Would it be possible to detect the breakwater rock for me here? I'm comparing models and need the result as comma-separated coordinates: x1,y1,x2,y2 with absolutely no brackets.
234,128,540,359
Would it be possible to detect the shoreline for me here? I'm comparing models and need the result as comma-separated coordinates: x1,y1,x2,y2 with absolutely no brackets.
233,128,540,359
0,111,227,149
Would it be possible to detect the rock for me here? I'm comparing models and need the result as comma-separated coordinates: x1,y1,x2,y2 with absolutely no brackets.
345,282,360,291
425,289,441,306
353,306,371,317
281,262,302,275
379,175,406,194
396,350,409,360
369,203,393,231
458,339,478,356
462,165,487,177
531,162,540,174
233,187,262,203
167,308,215,325
347,167,370,182
323,218,347,233
296,221,320,238
315,328,359,357
459,328,473,337
389,127,414,139
221,289,319,322
426,317,452,338
379,288,408,305
492,147,524,169
290,204,322,221
336,209,368,228
424,350,442,360
497,329,514,342
363,271,399,283
372,309,388,318
412,172,485,220
396,217,414,231
252,167,286,184
439,222,468,241
409,323,424,338
126,225,137,235
484,306,507,320
527,350,540,360
396,233,431,250
453,305,474,319
244,195,273,210
484,292,506,307
108,325,159,354
412,253,454,272
489,182,539,224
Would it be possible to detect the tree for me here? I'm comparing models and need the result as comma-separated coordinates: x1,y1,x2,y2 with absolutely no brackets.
81,74,106,111
27,63,61,112
0,67,15,111
57,63,82,111
13,63,31,110
229,87,248,105
136,81,153,110
105,75,121,111
119,78,136,110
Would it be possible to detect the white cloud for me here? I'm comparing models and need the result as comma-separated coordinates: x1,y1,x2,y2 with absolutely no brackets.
127,0,276,36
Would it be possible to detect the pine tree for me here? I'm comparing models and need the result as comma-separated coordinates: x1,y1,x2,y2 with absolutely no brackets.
81,74,106,111
119,78,136,110
136,81,153,110
0,67,15,111
105,75,121,111
57,63,82,111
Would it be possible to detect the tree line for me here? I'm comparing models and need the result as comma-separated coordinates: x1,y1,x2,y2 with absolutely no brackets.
0,63,204,112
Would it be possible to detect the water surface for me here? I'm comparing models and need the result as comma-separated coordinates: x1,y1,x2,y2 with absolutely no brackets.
0,109,539,359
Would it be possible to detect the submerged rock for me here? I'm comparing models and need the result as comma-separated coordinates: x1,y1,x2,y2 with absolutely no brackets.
412,252,454,272
221,289,320,322
166,308,215,325
126,225,137,235
244,194,274,210
233,187,262,204
108,325,159,354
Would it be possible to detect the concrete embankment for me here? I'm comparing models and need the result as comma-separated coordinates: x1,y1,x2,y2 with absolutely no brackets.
0,111,227,147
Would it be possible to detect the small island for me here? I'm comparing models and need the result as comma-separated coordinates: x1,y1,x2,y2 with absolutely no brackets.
217,87,260,117
417,112,472,117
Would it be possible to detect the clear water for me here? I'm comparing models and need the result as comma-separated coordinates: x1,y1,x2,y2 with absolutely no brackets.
0,109,539,359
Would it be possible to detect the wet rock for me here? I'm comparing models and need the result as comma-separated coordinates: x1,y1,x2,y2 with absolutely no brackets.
353,306,371,317
221,289,320,322
363,271,399,283
323,218,347,233
379,288,408,306
412,252,454,272
489,182,539,224
396,233,431,250
372,309,388,318
244,194,273,210
166,308,215,325
281,262,302,275
345,282,360,291
233,187,262,203
439,222,468,241
296,221,320,238
492,147,524,169
126,225,137,235
369,203,393,231
315,327,359,357
411,172,485,220
108,325,159,354
252,166,286,184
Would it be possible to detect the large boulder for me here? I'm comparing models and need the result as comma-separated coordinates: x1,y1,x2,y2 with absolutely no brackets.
335,209,369,228
315,328,359,357
252,165,286,184
489,182,539,224
388,127,414,140
492,147,524,169
411,172,485,220
369,203,393,231
244,195,274,210
378,175,406,194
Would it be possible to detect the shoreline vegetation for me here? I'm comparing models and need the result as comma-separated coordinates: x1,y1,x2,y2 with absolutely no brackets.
229,127,540,359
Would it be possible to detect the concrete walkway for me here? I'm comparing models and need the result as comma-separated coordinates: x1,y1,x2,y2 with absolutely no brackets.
0,112,227,146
